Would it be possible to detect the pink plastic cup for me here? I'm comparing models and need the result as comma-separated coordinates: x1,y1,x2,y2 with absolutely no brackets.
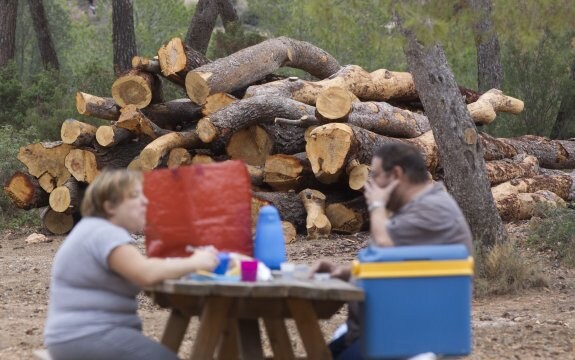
241,260,258,282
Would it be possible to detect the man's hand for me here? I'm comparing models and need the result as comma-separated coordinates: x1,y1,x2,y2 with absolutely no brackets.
309,260,352,281
364,178,399,208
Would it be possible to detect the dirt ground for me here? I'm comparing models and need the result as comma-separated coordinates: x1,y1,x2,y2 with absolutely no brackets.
0,223,573,360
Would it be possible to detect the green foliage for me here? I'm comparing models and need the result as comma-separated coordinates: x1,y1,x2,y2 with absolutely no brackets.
528,206,575,267
0,124,41,230
474,240,548,297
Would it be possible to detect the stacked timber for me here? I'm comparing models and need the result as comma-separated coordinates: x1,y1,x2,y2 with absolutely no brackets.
4,36,575,237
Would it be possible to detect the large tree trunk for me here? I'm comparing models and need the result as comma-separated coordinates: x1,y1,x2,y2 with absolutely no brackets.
27,0,59,70
0,0,18,68
112,0,137,76
405,36,506,248
217,0,238,29
470,0,502,93
185,37,341,105
550,58,575,139
185,0,219,54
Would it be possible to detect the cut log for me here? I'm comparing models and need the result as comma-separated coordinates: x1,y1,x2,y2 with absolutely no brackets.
245,164,265,187
264,153,312,192
75,92,120,120
137,131,204,171
95,125,135,148
196,96,316,149
282,221,297,244
49,178,83,213
191,153,216,164
305,123,438,184
325,196,368,234
467,89,524,125
299,188,331,239
157,37,211,86
40,207,75,235
185,37,341,105
346,161,370,191
315,87,354,121
60,119,97,146
65,142,148,183
202,93,237,116
225,123,308,166
485,155,539,185
131,55,161,73
17,142,73,193
479,132,519,161
253,191,306,232
111,70,163,109
245,64,480,105
117,105,171,139
496,190,566,222
167,148,192,168
498,135,575,169
3,171,49,210
491,174,573,202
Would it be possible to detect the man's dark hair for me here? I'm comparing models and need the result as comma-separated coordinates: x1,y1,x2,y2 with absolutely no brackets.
374,143,429,183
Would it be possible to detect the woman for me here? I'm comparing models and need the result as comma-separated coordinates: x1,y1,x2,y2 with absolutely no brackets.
44,169,219,360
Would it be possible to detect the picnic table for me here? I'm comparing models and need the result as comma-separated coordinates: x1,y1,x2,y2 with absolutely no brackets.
144,276,364,360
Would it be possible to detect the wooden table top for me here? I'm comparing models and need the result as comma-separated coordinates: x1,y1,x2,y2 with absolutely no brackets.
144,277,364,302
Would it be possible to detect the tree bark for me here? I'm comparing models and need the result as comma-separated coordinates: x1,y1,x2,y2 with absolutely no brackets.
3,171,49,210
185,37,341,105
245,64,481,106
496,190,566,222
112,0,137,77
498,135,575,169
485,155,539,185
491,174,573,202
405,36,505,248
196,96,316,150
217,0,238,29
0,0,18,68
95,125,135,148
76,92,121,120
27,0,59,70
185,0,219,54
470,0,503,93
116,105,171,139
136,131,204,171
550,58,575,139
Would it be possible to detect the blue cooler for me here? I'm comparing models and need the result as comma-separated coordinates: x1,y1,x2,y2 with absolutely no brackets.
353,244,473,359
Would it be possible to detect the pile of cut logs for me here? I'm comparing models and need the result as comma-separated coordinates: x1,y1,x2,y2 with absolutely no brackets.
5,36,575,238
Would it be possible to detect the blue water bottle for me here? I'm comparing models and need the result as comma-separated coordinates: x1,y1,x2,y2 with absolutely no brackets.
254,205,286,270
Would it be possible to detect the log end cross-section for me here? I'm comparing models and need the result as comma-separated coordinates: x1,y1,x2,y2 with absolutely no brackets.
306,123,354,184
111,71,155,109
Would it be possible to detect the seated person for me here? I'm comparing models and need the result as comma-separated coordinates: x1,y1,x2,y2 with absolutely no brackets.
44,169,219,360
311,143,473,360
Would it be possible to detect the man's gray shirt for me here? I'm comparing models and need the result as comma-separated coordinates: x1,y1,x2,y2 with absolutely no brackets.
44,217,141,345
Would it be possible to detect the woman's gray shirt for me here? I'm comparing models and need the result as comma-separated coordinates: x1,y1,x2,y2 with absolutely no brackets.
44,217,141,345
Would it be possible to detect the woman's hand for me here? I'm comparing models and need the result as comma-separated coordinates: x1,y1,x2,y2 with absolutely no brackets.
189,249,219,272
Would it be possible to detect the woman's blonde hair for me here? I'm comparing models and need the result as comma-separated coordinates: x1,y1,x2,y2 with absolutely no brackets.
81,169,143,218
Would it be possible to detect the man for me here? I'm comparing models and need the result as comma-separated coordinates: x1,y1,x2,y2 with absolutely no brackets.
312,142,473,359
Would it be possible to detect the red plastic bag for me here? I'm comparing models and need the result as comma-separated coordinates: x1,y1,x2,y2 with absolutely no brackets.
144,160,253,258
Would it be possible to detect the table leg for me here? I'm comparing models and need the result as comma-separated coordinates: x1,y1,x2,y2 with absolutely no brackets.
287,298,332,360
217,318,239,360
263,318,296,360
237,319,265,360
161,309,191,353
189,296,233,360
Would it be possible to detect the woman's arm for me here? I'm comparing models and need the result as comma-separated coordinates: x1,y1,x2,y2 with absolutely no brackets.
108,245,219,287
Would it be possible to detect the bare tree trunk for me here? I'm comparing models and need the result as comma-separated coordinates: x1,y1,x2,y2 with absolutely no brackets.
550,58,575,139
112,0,137,76
405,36,506,249
217,0,239,30
470,0,502,93
0,0,18,67
27,0,59,70
185,0,219,54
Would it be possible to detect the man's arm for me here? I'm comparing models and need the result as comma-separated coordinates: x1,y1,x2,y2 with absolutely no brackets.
369,207,394,247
